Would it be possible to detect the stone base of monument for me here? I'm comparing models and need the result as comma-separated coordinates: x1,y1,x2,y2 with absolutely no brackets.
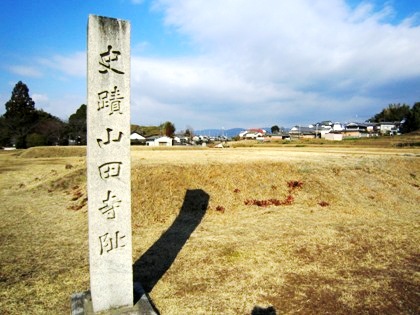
71,283,158,315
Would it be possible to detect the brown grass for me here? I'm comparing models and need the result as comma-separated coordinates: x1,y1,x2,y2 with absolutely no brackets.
1,145,419,314
19,146,87,158
232,131,420,149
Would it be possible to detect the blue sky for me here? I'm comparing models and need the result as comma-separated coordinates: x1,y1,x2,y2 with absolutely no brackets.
1,0,419,130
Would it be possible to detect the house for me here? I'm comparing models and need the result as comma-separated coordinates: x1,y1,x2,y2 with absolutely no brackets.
344,122,378,138
238,130,248,138
192,135,209,144
239,128,267,139
346,122,368,132
320,120,333,128
289,126,316,139
130,132,146,145
379,122,399,135
332,122,345,132
307,122,333,138
173,136,190,145
146,136,173,147
245,133,259,139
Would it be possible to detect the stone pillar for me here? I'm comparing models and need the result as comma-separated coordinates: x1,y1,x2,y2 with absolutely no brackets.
87,15,133,313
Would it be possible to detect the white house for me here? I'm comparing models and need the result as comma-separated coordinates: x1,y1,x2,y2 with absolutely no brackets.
192,135,209,143
379,122,398,135
239,130,248,138
332,122,345,131
130,132,145,141
147,136,173,147
173,136,189,145
240,128,267,139
130,132,146,145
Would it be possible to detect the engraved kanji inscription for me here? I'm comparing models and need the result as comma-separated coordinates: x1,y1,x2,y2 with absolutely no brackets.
98,190,122,219
99,231,126,255
97,86,124,115
97,128,123,147
99,45,124,74
98,162,122,179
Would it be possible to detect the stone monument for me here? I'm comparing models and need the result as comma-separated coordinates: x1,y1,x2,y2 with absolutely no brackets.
71,15,157,314
86,14,132,313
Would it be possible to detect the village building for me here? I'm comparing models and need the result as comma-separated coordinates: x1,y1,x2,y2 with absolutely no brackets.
146,136,173,147
289,126,317,139
378,121,400,135
239,128,267,139
129,132,146,145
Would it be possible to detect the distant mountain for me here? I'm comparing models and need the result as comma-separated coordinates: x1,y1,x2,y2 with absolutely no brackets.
194,128,245,138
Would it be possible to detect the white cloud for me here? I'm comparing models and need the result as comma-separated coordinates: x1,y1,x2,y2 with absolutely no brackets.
20,1,416,128
131,55,304,127
132,41,151,54
31,93,49,104
8,65,43,77
157,0,420,82
132,0,420,128
37,52,86,78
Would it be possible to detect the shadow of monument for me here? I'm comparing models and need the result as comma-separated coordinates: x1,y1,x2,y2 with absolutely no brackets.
133,189,209,297
252,306,277,315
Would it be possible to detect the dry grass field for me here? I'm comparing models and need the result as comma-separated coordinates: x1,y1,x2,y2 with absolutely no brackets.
1,141,419,314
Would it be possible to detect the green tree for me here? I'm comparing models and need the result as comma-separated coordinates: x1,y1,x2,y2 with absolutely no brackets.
401,102,420,133
185,128,192,138
26,133,47,147
368,103,411,123
3,81,37,148
32,110,66,146
0,116,12,147
161,121,176,137
67,104,87,144
271,125,280,134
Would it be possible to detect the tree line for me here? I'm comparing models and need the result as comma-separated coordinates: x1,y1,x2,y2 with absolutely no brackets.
0,81,178,148
367,103,420,133
1,81,419,148
0,81,87,148
131,121,177,138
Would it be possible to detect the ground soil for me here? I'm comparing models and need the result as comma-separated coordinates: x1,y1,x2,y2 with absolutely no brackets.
0,145,419,314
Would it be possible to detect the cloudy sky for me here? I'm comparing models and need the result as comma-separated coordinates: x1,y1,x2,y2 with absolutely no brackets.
1,0,419,130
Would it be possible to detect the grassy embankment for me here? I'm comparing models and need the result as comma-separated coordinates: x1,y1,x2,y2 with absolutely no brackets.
0,140,419,314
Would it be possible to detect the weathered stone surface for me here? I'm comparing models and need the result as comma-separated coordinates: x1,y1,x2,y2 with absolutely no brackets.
71,284,158,315
87,15,133,313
